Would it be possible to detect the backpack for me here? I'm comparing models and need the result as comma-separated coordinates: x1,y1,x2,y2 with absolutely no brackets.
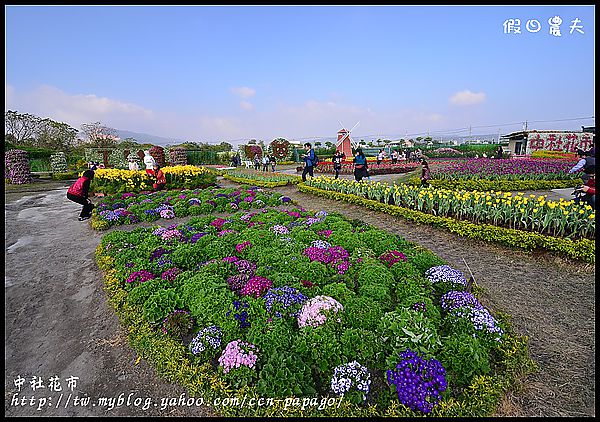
313,154,319,166
584,156,595,173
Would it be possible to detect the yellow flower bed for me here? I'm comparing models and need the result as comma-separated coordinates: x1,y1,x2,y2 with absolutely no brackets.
92,165,216,194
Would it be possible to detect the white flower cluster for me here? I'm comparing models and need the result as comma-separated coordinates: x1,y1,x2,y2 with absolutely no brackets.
425,265,467,288
330,361,371,400
50,152,68,173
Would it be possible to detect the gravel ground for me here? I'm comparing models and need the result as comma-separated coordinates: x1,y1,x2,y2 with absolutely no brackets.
4,177,595,417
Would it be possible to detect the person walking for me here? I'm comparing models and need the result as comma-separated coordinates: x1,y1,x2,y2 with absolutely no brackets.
420,160,431,187
67,169,95,221
353,148,368,181
262,154,269,172
301,142,316,182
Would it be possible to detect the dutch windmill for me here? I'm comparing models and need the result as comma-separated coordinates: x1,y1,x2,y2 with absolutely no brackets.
336,121,360,158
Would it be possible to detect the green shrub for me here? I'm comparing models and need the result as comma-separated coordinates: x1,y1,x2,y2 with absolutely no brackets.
342,296,384,331
142,289,182,324
438,333,491,389
257,351,317,397
377,308,442,364
127,278,171,307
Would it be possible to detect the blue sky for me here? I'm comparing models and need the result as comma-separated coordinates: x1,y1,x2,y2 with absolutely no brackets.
5,5,595,145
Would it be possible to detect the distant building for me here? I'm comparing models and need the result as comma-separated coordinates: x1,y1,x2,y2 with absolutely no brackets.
500,129,594,155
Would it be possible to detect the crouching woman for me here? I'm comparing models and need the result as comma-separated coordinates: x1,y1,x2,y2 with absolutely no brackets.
67,169,95,221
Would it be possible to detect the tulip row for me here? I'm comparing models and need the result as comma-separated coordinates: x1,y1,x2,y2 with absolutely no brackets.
305,177,595,241
429,158,579,181
299,183,595,263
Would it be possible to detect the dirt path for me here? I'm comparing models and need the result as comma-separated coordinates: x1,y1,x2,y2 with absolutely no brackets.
4,179,595,417
4,184,212,417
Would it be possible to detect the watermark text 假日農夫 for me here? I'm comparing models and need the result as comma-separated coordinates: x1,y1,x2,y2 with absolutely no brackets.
503,16,585,36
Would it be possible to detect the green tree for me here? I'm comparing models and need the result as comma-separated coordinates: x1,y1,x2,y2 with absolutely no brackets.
5,110,41,145
36,118,78,151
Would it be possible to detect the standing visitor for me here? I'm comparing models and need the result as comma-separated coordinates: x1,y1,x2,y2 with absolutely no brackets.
262,154,270,172
253,155,261,170
569,149,595,184
353,148,368,181
377,149,385,165
269,154,277,172
67,169,95,221
420,160,431,187
496,145,503,159
143,150,157,177
332,150,344,179
128,158,139,171
301,142,316,182
391,150,398,164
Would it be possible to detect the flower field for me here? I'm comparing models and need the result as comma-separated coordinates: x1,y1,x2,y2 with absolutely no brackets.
91,187,293,230
91,165,217,194
429,158,579,181
315,162,418,175
222,170,302,187
95,193,534,417
306,177,595,241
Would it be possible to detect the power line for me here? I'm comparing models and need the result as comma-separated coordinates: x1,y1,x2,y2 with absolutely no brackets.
224,116,594,145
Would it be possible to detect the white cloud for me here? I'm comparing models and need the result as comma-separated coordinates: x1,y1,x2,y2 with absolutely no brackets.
4,84,453,144
449,90,486,106
239,100,254,111
230,86,256,98
5,84,155,132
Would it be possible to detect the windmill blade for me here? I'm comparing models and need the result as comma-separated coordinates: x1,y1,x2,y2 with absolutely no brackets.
336,131,350,147
349,121,360,133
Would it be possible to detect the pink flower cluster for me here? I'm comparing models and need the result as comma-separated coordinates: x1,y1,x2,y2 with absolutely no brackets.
126,270,155,284
303,246,351,274
240,213,256,222
235,241,252,253
218,229,237,236
240,276,273,298
210,218,227,230
161,267,181,281
161,229,181,240
297,295,344,328
218,340,258,374
317,230,333,238
160,209,175,219
379,250,408,267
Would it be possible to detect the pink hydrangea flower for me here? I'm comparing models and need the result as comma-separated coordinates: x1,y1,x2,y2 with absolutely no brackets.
218,340,259,374
297,295,344,328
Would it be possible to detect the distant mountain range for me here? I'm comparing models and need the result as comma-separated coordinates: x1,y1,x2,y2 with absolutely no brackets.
114,129,185,146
